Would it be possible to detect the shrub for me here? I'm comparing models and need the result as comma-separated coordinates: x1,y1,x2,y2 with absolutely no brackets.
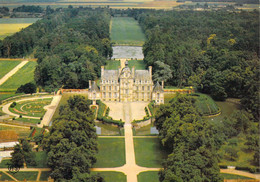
10,102,16,108
145,107,149,117
219,165,228,169
19,115,22,118
148,101,154,117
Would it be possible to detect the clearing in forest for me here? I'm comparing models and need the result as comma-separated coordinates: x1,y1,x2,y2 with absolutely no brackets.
111,17,146,46
0,61,37,92
0,60,21,79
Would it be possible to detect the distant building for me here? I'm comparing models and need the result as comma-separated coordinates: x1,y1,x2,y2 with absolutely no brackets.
89,61,164,105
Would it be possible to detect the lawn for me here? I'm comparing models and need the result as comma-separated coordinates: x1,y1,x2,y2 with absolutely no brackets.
0,125,31,143
7,171,38,181
0,159,11,168
134,138,168,168
40,171,51,181
0,18,40,40
9,98,52,118
138,171,159,182
164,93,176,104
0,171,13,180
105,60,120,70
191,93,220,116
14,117,41,124
0,61,37,92
221,173,253,179
28,151,48,168
111,17,146,46
92,171,126,182
218,135,256,168
128,60,146,70
52,92,88,119
93,138,125,168
0,93,22,102
0,60,21,79
105,59,146,70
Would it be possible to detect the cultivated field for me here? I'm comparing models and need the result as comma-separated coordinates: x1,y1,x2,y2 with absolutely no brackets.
111,17,146,46
0,60,21,79
0,18,40,40
0,61,37,92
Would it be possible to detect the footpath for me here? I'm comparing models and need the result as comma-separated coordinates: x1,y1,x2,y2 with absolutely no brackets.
0,61,28,86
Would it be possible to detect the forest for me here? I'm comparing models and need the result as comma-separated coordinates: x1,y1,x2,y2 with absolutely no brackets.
130,9,259,120
0,7,112,91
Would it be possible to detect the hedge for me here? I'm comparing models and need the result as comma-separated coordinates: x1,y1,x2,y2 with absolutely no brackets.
96,100,124,127
235,166,260,173
148,101,155,117
132,116,151,123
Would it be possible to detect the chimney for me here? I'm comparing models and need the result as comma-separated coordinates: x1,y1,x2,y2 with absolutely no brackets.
89,80,92,89
161,81,164,89
101,66,104,77
149,66,152,78
132,66,135,78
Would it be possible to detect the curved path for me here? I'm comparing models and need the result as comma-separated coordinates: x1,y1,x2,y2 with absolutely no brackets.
1,95,61,128
0,60,28,85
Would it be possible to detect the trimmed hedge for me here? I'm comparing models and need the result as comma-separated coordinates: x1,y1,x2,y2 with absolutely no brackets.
96,100,124,127
133,116,151,123
235,166,260,173
219,165,228,169
148,101,155,117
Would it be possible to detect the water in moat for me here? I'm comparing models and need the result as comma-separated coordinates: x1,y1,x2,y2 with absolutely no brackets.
112,46,144,59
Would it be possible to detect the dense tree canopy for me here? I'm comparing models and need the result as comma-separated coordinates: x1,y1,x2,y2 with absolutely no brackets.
42,95,101,181
0,7,112,91
155,94,222,182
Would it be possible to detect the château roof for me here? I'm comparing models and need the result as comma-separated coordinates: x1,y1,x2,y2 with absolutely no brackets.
135,70,150,80
153,82,163,93
102,70,119,80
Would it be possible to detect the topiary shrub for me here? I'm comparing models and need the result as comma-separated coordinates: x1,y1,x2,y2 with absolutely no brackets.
10,102,16,108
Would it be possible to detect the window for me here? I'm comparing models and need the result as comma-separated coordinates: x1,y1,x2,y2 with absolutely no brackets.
114,92,117,98
148,86,150,91
157,93,160,99
103,92,106,98
142,86,144,91
103,86,105,90
136,86,138,91
126,89,129,94
109,92,111,98
109,86,111,91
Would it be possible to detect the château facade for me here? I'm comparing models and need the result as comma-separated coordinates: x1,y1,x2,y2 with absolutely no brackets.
89,61,164,105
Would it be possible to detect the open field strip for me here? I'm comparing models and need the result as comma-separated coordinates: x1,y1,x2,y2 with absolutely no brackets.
111,17,146,46
0,60,21,79
0,61,37,91
0,61,28,86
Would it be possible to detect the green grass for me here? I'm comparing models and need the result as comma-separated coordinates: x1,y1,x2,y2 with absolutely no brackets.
0,159,11,168
134,138,168,168
92,171,126,182
0,125,31,142
220,173,253,179
28,151,48,168
0,60,21,79
111,17,146,46
0,61,37,92
138,171,159,182
192,93,220,116
9,98,52,118
218,135,255,168
7,171,38,181
164,93,176,104
52,92,88,119
15,117,41,124
105,60,120,70
40,171,51,181
128,60,146,70
94,138,125,168
0,171,13,180
0,92,21,102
